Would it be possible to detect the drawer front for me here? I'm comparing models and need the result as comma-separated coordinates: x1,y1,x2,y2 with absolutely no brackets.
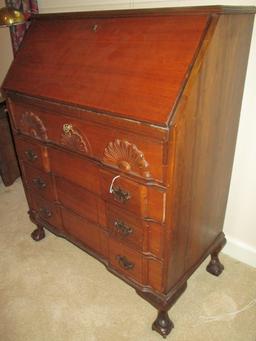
15,137,50,172
106,204,144,250
10,99,165,183
22,163,55,201
101,169,146,217
106,205,164,259
147,222,164,259
49,148,100,195
109,238,143,284
61,208,105,257
109,238,164,290
30,192,63,229
100,170,165,222
55,176,100,224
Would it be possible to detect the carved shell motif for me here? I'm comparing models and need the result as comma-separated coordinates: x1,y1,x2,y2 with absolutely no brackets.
60,123,91,154
19,112,47,140
103,139,151,178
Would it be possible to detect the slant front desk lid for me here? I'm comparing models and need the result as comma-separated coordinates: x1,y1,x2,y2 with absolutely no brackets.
2,6,255,126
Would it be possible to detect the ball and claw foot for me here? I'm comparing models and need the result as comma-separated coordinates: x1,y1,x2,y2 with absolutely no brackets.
31,227,45,241
206,255,224,276
152,310,174,338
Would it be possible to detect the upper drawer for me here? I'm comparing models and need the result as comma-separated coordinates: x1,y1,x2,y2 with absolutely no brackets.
48,148,100,195
14,136,50,172
100,169,166,223
55,176,101,225
10,99,166,183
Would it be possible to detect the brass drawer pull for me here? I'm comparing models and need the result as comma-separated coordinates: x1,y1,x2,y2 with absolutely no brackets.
116,255,134,270
92,24,99,32
39,207,52,218
114,220,133,236
112,186,131,203
32,178,46,189
25,149,38,162
63,123,73,134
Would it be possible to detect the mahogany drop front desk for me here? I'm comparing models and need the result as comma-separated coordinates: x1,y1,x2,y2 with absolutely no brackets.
2,6,255,337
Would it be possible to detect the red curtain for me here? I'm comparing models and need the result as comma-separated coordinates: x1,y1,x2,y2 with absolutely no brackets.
5,0,38,53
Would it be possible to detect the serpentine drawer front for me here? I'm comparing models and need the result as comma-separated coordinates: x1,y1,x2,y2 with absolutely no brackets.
10,98,166,183
3,6,255,338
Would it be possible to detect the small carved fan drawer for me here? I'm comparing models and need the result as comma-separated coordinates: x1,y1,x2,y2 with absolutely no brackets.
108,238,143,284
22,164,55,202
29,193,62,229
100,169,166,222
15,136,50,172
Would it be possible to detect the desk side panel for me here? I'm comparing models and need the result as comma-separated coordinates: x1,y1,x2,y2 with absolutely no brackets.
165,13,254,292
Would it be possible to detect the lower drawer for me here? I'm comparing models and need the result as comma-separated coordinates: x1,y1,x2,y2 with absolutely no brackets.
109,238,143,284
29,192,63,229
109,238,164,291
61,208,106,257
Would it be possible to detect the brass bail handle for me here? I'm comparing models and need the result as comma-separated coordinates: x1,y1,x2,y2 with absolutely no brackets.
109,175,131,203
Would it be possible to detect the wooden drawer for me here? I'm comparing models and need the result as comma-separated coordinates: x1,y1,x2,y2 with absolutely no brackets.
61,208,106,257
22,163,55,201
15,136,50,172
55,176,100,224
109,238,163,292
100,169,165,222
10,99,165,183
147,222,164,260
109,238,143,284
48,148,100,195
106,204,143,250
106,204,164,259
108,238,164,291
29,192,62,229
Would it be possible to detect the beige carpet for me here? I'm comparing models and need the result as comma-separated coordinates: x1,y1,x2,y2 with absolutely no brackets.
0,178,256,341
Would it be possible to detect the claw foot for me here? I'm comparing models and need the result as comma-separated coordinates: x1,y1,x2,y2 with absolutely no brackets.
31,226,45,241
152,310,174,338
206,255,224,276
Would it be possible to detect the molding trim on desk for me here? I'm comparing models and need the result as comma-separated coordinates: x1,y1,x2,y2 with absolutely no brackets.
223,235,256,268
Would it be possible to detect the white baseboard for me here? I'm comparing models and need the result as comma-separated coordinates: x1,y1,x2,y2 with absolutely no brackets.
222,236,256,268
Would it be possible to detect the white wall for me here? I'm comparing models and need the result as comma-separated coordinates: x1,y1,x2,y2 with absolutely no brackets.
39,1,256,267
223,19,256,268
0,0,13,96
